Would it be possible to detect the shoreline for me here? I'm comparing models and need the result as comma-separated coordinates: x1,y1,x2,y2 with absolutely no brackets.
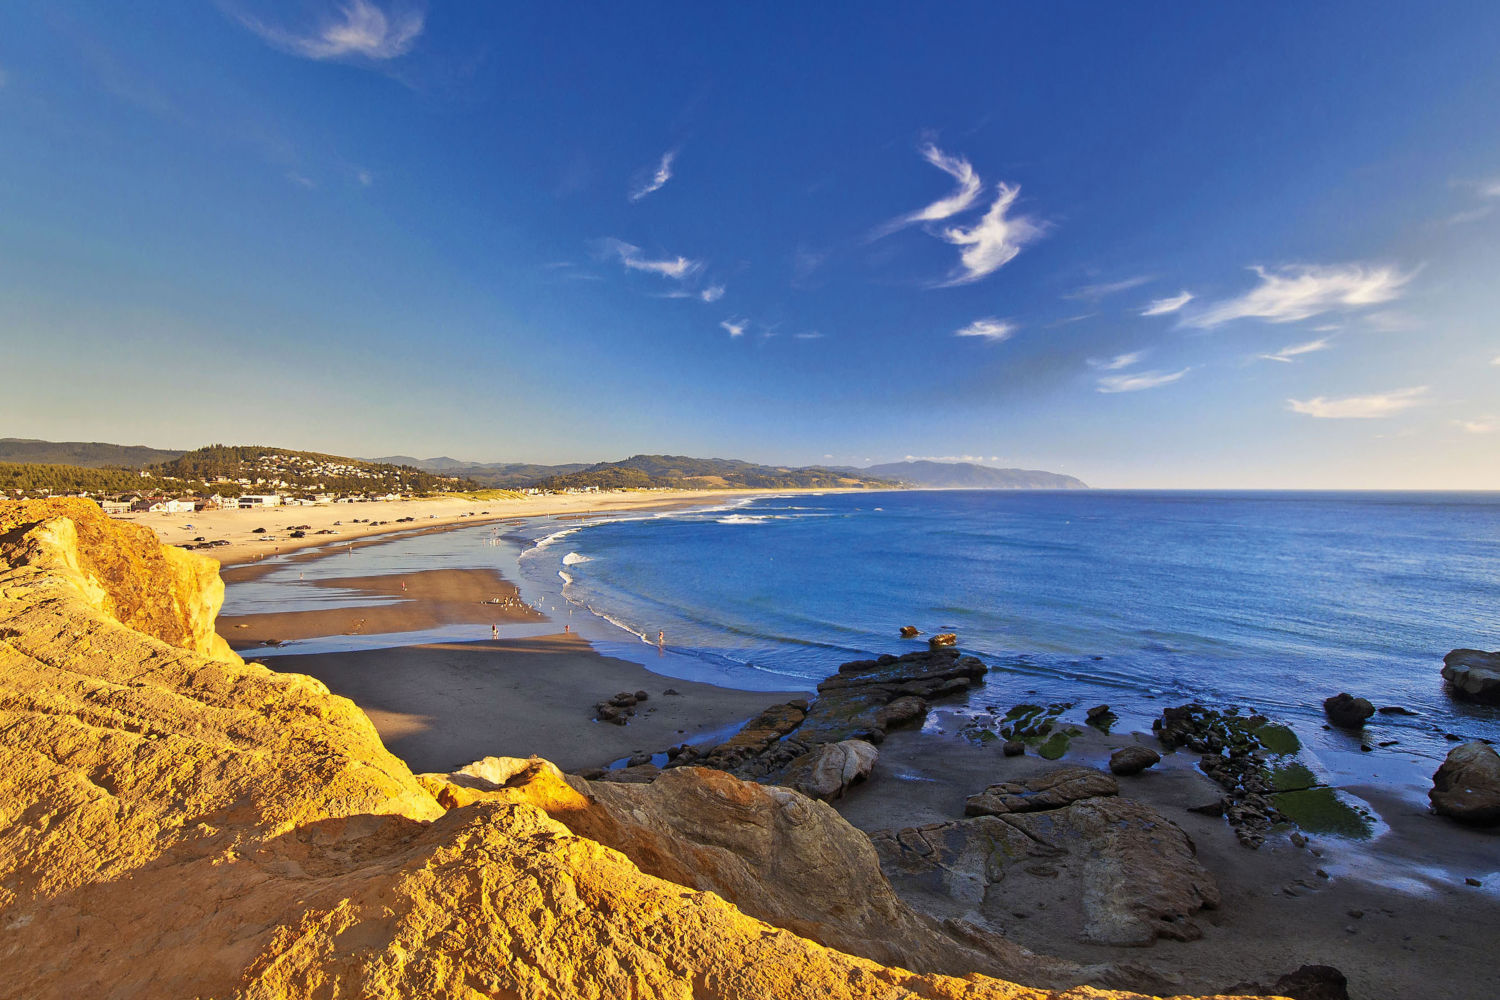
114,487,873,569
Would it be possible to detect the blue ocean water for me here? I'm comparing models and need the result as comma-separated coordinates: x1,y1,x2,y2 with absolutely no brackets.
228,490,1500,797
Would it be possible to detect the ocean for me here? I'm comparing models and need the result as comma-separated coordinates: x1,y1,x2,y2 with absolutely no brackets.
229,489,1500,800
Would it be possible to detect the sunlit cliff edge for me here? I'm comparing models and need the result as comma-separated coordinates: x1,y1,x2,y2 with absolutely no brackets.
0,500,1260,1000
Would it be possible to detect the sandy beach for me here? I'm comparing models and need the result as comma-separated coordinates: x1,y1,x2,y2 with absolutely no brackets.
114,489,826,568
266,633,798,773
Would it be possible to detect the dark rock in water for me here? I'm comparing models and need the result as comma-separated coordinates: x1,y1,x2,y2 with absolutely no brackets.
899,625,920,638
1086,704,1111,722
1441,648,1500,703
873,795,1219,947
627,753,653,767
1430,741,1500,825
1154,703,1290,847
965,766,1118,816
1002,740,1026,757
1322,693,1374,729
928,632,958,648
1377,705,1417,716
1109,745,1161,776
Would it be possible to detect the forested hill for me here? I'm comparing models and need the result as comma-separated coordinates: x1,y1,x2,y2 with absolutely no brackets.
0,438,185,468
148,446,471,494
532,455,895,491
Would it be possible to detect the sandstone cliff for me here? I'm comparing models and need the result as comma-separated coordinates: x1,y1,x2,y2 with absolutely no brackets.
0,500,1256,1000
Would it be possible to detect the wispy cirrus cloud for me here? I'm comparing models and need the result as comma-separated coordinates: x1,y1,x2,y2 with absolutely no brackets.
954,318,1017,342
699,284,725,303
597,238,701,280
720,319,747,338
871,143,983,238
225,0,424,61
934,183,1043,286
1446,177,1500,225
1259,337,1332,363
1141,290,1193,316
629,150,676,202
1187,263,1411,328
1455,417,1497,434
1097,368,1191,393
656,283,726,302
1065,276,1152,300
1287,385,1427,419
1088,351,1143,371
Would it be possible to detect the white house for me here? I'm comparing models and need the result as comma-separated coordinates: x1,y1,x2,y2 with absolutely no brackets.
236,494,281,509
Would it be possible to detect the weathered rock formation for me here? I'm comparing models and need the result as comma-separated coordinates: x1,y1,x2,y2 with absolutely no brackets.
781,738,880,800
1441,648,1500,704
668,649,985,783
0,500,1255,999
1429,740,1500,825
875,768,1220,948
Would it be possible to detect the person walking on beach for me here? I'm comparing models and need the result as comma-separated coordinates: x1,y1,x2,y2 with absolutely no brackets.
492,624,498,639
658,630,665,646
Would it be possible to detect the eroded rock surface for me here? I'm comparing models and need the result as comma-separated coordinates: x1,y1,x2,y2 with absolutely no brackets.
965,767,1120,816
782,738,880,800
875,789,1220,948
0,500,1255,999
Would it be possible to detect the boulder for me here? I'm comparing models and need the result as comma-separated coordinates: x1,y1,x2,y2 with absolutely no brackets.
928,632,958,648
1002,739,1026,757
1109,745,1162,776
965,766,1118,816
1430,741,1500,825
1086,704,1111,721
899,625,919,637
1442,649,1500,703
783,739,879,800
1322,692,1374,729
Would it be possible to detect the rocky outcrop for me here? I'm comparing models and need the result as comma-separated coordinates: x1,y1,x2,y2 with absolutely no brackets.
1441,648,1500,703
876,782,1220,948
670,649,983,783
1321,692,1373,729
1153,704,1287,847
1429,740,1500,825
1,500,1256,999
965,767,1120,816
782,739,880,800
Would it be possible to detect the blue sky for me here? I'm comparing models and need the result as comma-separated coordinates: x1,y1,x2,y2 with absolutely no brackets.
3,1,1499,487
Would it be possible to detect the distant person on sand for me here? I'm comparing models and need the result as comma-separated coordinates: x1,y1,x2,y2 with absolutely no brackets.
492,624,498,639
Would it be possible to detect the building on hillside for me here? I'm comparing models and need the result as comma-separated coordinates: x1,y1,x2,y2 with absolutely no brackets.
97,500,132,515
236,494,281,509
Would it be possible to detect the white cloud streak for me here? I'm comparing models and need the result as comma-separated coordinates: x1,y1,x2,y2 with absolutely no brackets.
630,150,676,202
720,319,747,338
1456,418,1497,434
1287,386,1427,419
227,0,424,61
1065,276,1152,300
954,318,1017,342
1188,263,1411,328
793,331,825,340
1140,291,1193,316
599,238,701,280
1089,351,1142,371
699,284,725,303
1259,337,1332,363
872,143,983,238
1096,368,1191,393
934,183,1042,286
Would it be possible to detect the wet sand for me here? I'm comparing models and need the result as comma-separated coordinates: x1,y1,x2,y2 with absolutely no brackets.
219,567,539,649
266,632,797,774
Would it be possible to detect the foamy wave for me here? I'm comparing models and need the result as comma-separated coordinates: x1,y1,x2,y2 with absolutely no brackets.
562,551,592,565
534,526,582,549
717,514,770,525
